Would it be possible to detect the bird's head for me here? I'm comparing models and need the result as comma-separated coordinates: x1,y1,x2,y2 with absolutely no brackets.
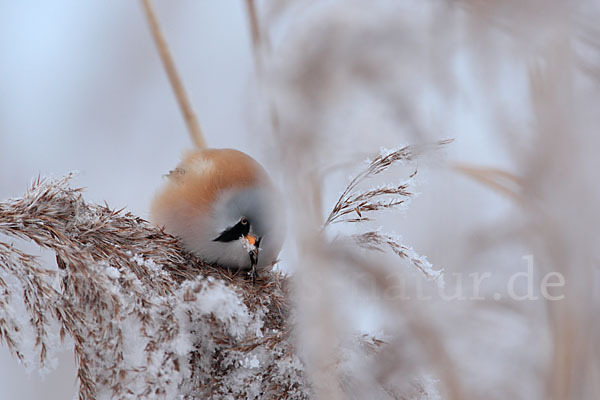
207,184,283,271
212,216,262,271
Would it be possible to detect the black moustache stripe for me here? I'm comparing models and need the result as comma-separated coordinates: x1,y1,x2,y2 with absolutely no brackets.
213,220,250,242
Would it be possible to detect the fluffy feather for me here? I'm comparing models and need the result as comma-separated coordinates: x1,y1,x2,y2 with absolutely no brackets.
151,148,284,270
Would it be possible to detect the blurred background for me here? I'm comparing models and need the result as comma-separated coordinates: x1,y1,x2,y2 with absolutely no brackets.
1,1,599,399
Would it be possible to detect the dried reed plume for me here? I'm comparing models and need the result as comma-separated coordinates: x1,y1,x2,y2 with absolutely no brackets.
324,141,451,283
0,172,441,399
0,175,306,399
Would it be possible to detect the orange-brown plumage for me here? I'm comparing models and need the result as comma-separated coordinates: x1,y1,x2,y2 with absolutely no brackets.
152,149,270,217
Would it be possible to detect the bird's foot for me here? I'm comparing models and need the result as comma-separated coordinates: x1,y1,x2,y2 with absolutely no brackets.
248,265,259,284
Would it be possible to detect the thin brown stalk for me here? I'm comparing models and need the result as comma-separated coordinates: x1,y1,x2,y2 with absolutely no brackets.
452,162,522,201
244,0,282,138
140,0,206,149
245,0,263,69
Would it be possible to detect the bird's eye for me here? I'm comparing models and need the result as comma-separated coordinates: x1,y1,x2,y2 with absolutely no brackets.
213,218,250,243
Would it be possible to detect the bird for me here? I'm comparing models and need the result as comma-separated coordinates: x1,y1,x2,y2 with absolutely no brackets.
150,148,285,280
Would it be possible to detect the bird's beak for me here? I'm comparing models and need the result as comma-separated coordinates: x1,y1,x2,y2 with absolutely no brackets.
245,234,256,247
245,235,261,282
245,235,259,265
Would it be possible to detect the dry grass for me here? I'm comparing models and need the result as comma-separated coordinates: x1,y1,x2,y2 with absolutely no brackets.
140,0,206,149
323,141,449,283
0,175,302,399
0,172,442,399
254,1,600,399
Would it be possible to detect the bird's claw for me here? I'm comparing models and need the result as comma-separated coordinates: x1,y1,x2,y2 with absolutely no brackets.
249,265,259,284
